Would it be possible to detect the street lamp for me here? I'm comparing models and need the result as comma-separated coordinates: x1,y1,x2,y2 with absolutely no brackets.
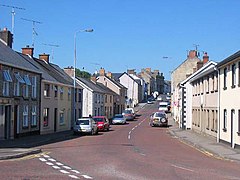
73,28,93,123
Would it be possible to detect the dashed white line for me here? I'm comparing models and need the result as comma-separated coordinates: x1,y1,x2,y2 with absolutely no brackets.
39,158,47,162
52,166,61,169
69,174,80,179
56,162,64,166
48,158,56,162
128,135,131,139
63,165,72,170
71,170,80,174
81,175,93,179
60,170,70,174
46,162,54,166
171,164,194,172
43,155,50,158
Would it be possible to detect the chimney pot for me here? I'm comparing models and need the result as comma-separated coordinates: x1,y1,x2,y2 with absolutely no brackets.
39,53,50,63
22,46,34,57
203,52,209,64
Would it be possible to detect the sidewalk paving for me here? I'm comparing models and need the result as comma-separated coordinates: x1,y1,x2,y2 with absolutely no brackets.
1,103,240,162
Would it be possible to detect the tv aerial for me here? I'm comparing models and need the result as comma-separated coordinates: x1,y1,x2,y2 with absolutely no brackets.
21,18,42,48
0,4,25,35
42,43,60,63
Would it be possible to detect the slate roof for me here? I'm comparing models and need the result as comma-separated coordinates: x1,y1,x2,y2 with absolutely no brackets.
34,58,72,86
112,73,122,80
77,77,105,93
217,50,240,68
0,40,41,74
17,53,58,83
105,75,126,89
96,82,118,96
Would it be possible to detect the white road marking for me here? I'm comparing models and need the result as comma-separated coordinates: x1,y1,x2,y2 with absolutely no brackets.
46,162,54,166
63,165,72,170
69,174,80,179
52,166,61,169
60,170,70,174
43,155,50,158
56,162,64,166
171,164,194,172
128,135,131,139
39,158,47,162
48,158,56,162
71,170,80,174
82,175,93,179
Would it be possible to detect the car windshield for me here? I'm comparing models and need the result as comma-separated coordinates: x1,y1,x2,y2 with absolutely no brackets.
93,118,104,122
114,114,123,118
154,113,166,118
123,110,131,114
76,120,89,125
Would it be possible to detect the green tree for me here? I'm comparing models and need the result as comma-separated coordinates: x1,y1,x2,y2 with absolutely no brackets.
75,68,91,79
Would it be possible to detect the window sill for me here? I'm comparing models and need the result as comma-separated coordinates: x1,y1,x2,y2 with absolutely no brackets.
31,97,37,101
223,128,227,132
22,126,29,129
231,85,236,89
223,87,227,90
237,132,240,136
31,125,37,128
206,127,209,130
206,92,209,94
210,90,214,93
44,96,51,99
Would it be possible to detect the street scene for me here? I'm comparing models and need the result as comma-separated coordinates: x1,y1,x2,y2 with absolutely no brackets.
1,1,240,179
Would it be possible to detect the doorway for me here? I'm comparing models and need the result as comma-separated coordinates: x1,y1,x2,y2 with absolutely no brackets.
54,108,57,132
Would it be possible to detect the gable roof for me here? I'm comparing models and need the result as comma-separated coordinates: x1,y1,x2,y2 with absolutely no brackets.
77,77,105,93
217,50,240,68
96,82,118,96
181,61,217,85
104,75,127,89
0,41,41,74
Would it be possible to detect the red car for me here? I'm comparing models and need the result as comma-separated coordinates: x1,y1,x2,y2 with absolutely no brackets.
93,116,110,131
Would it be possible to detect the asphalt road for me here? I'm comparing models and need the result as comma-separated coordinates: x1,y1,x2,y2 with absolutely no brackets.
1,103,240,179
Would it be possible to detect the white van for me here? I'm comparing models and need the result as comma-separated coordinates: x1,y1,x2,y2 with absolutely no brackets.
159,101,169,112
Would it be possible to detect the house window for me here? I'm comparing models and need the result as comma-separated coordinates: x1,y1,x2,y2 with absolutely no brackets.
211,74,214,92
98,94,101,103
3,70,12,96
59,111,64,125
105,95,107,103
232,64,236,88
211,110,215,131
206,110,210,130
223,68,227,90
223,109,227,131
215,72,218,92
54,85,58,98
44,84,50,97
23,84,29,98
110,96,112,103
14,82,20,96
31,76,37,98
206,76,209,93
68,88,71,101
43,108,49,127
23,105,29,127
60,87,64,100
238,62,240,86
14,73,24,96
95,94,97,103
78,89,82,102
78,109,82,118
31,105,37,126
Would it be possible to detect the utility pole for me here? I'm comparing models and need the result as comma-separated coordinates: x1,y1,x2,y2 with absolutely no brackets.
21,18,42,48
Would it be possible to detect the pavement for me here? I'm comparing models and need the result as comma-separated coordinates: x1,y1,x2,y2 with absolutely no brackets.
1,102,240,163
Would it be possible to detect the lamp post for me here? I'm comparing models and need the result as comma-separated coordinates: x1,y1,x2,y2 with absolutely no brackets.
73,28,93,124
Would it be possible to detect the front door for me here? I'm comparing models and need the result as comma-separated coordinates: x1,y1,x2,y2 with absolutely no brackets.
54,108,57,132
0,105,4,140
14,105,19,138
4,105,11,139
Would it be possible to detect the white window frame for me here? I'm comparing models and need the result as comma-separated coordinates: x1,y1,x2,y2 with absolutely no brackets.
23,105,29,127
3,81,10,96
32,76,37,98
14,81,20,96
59,111,64,125
31,105,37,126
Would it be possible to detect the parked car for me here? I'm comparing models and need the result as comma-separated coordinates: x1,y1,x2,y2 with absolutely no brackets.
73,117,98,135
125,108,136,118
112,114,126,125
159,101,169,112
122,109,134,121
93,116,110,131
149,111,168,127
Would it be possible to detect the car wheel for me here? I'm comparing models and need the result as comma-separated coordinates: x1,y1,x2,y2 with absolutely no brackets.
95,130,98,135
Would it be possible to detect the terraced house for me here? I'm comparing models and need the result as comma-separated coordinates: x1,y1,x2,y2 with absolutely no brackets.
0,29,41,139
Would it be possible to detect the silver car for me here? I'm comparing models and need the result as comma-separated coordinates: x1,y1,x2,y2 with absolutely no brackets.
149,112,168,127
73,118,98,135
112,114,126,125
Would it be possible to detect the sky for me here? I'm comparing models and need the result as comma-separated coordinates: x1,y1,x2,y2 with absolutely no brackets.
1,0,240,80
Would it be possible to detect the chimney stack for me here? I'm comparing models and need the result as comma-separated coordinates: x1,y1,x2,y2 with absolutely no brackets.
99,68,105,76
0,28,13,48
91,75,97,83
39,53,50,63
127,69,136,75
107,71,112,78
64,66,74,77
188,50,197,59
145,68,151,73
22,45,34,57
203,52,209,64
197,61,203,70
